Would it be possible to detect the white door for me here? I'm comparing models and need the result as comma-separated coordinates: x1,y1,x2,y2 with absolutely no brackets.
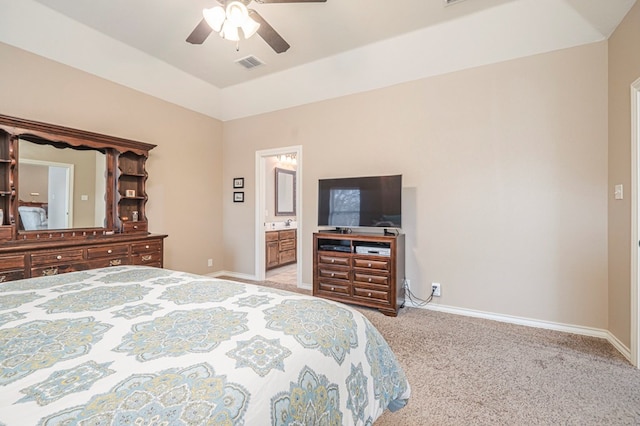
48,166,70,229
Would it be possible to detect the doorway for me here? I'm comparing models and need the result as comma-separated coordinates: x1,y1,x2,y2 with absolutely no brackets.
632,77,640,367
254,146,302,286
19,159,74,229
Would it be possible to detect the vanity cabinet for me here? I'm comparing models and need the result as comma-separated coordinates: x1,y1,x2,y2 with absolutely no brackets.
0,114,167,282
266,229,297,270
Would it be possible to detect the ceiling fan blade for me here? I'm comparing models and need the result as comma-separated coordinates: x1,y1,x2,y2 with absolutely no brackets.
255,0,326,3
186,18,213,44
248,9,290,54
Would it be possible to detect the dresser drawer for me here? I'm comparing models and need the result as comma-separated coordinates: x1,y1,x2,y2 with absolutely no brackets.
131,241,162,255
318,255,349,267
31,263,85,277
318,281,350,295
353,272,389,286
0,269,26,283
31,249,84,266
0,226,13,242
318,267,350,282
88,257,130,268
122,221,148,233
353,258,389,271
132,251,162,265
353,286,389,302
0,254,25,270
87,244,130,259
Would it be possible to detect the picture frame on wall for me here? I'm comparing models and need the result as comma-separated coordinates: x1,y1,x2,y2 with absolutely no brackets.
233,177,244,188
233,192,244,203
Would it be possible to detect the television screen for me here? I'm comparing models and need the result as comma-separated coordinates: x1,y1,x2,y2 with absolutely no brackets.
317,175,402,228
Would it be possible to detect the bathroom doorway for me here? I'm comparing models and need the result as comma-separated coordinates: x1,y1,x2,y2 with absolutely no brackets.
254,146,302,287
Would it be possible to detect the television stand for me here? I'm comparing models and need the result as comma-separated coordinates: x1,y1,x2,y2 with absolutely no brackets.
313,231,405,316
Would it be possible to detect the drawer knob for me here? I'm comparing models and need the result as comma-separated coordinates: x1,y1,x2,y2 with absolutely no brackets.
331,259,335,263
368,278,372,282
56,255,62,260
368,263,372,267
367,292,372,297
133,226,138,229
331,273,335,277
331,287,335,291
107,249,113,254
145,245,150,249
142,255,152,262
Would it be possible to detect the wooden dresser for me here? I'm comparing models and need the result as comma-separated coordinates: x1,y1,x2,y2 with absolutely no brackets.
313,231,405,316
0,234,166,282
0,114,168,282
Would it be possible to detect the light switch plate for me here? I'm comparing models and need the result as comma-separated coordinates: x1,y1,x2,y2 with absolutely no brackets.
614,184,623,200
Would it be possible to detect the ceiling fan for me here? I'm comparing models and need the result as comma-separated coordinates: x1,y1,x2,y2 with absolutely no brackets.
186,0,327,54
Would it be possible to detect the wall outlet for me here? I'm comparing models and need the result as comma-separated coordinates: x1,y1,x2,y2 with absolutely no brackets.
207,258,213,267
432,283,441,297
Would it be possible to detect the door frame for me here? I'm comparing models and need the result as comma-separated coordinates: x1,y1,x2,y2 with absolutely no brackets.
254,145,302,284
632,78,640,367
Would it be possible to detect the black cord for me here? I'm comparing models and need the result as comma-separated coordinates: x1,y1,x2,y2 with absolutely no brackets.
402,279,434,307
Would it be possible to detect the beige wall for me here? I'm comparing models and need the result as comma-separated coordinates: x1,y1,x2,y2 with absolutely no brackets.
608,1,640,348
223,42,609,329
0,42,224,275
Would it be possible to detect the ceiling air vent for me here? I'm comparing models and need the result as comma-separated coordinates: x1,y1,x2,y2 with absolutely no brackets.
444,0,467,6
235,55,265,70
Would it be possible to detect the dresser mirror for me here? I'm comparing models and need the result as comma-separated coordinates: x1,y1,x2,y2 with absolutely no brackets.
0,113,156,242
18,138,107,231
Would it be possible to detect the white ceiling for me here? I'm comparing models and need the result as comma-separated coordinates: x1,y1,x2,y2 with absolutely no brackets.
0,0,636,121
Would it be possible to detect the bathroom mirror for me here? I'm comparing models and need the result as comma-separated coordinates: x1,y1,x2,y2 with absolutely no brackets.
275,167,296,216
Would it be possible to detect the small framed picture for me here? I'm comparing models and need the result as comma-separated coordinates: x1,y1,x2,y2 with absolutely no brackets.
233,177,244,189
125,189,136,198
233,191,244,203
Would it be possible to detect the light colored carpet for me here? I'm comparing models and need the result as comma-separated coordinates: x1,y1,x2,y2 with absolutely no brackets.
221,276,640,425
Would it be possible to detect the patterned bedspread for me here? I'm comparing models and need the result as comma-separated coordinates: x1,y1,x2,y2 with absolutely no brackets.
0,266,410,425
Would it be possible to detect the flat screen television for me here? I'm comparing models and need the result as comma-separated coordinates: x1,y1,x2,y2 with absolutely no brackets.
317,174,402,229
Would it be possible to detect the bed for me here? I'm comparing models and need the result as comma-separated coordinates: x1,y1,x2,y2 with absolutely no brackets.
0,265,410,425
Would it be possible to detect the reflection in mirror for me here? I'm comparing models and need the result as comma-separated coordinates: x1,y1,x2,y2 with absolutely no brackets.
18,139,106,230
275,167,296,216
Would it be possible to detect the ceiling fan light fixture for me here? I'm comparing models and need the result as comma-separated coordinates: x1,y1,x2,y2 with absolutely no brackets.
241,16,260,39
221,21,240,41
226,1,249,27
202,6,225,32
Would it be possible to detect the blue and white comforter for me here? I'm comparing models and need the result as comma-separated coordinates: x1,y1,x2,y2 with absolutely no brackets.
0,266,410,425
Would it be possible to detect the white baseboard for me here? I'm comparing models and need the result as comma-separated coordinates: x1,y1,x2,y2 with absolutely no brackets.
407,300,632,363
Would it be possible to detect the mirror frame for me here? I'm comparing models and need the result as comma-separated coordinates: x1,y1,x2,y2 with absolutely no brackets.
0,114,155,241
275,167,296,216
